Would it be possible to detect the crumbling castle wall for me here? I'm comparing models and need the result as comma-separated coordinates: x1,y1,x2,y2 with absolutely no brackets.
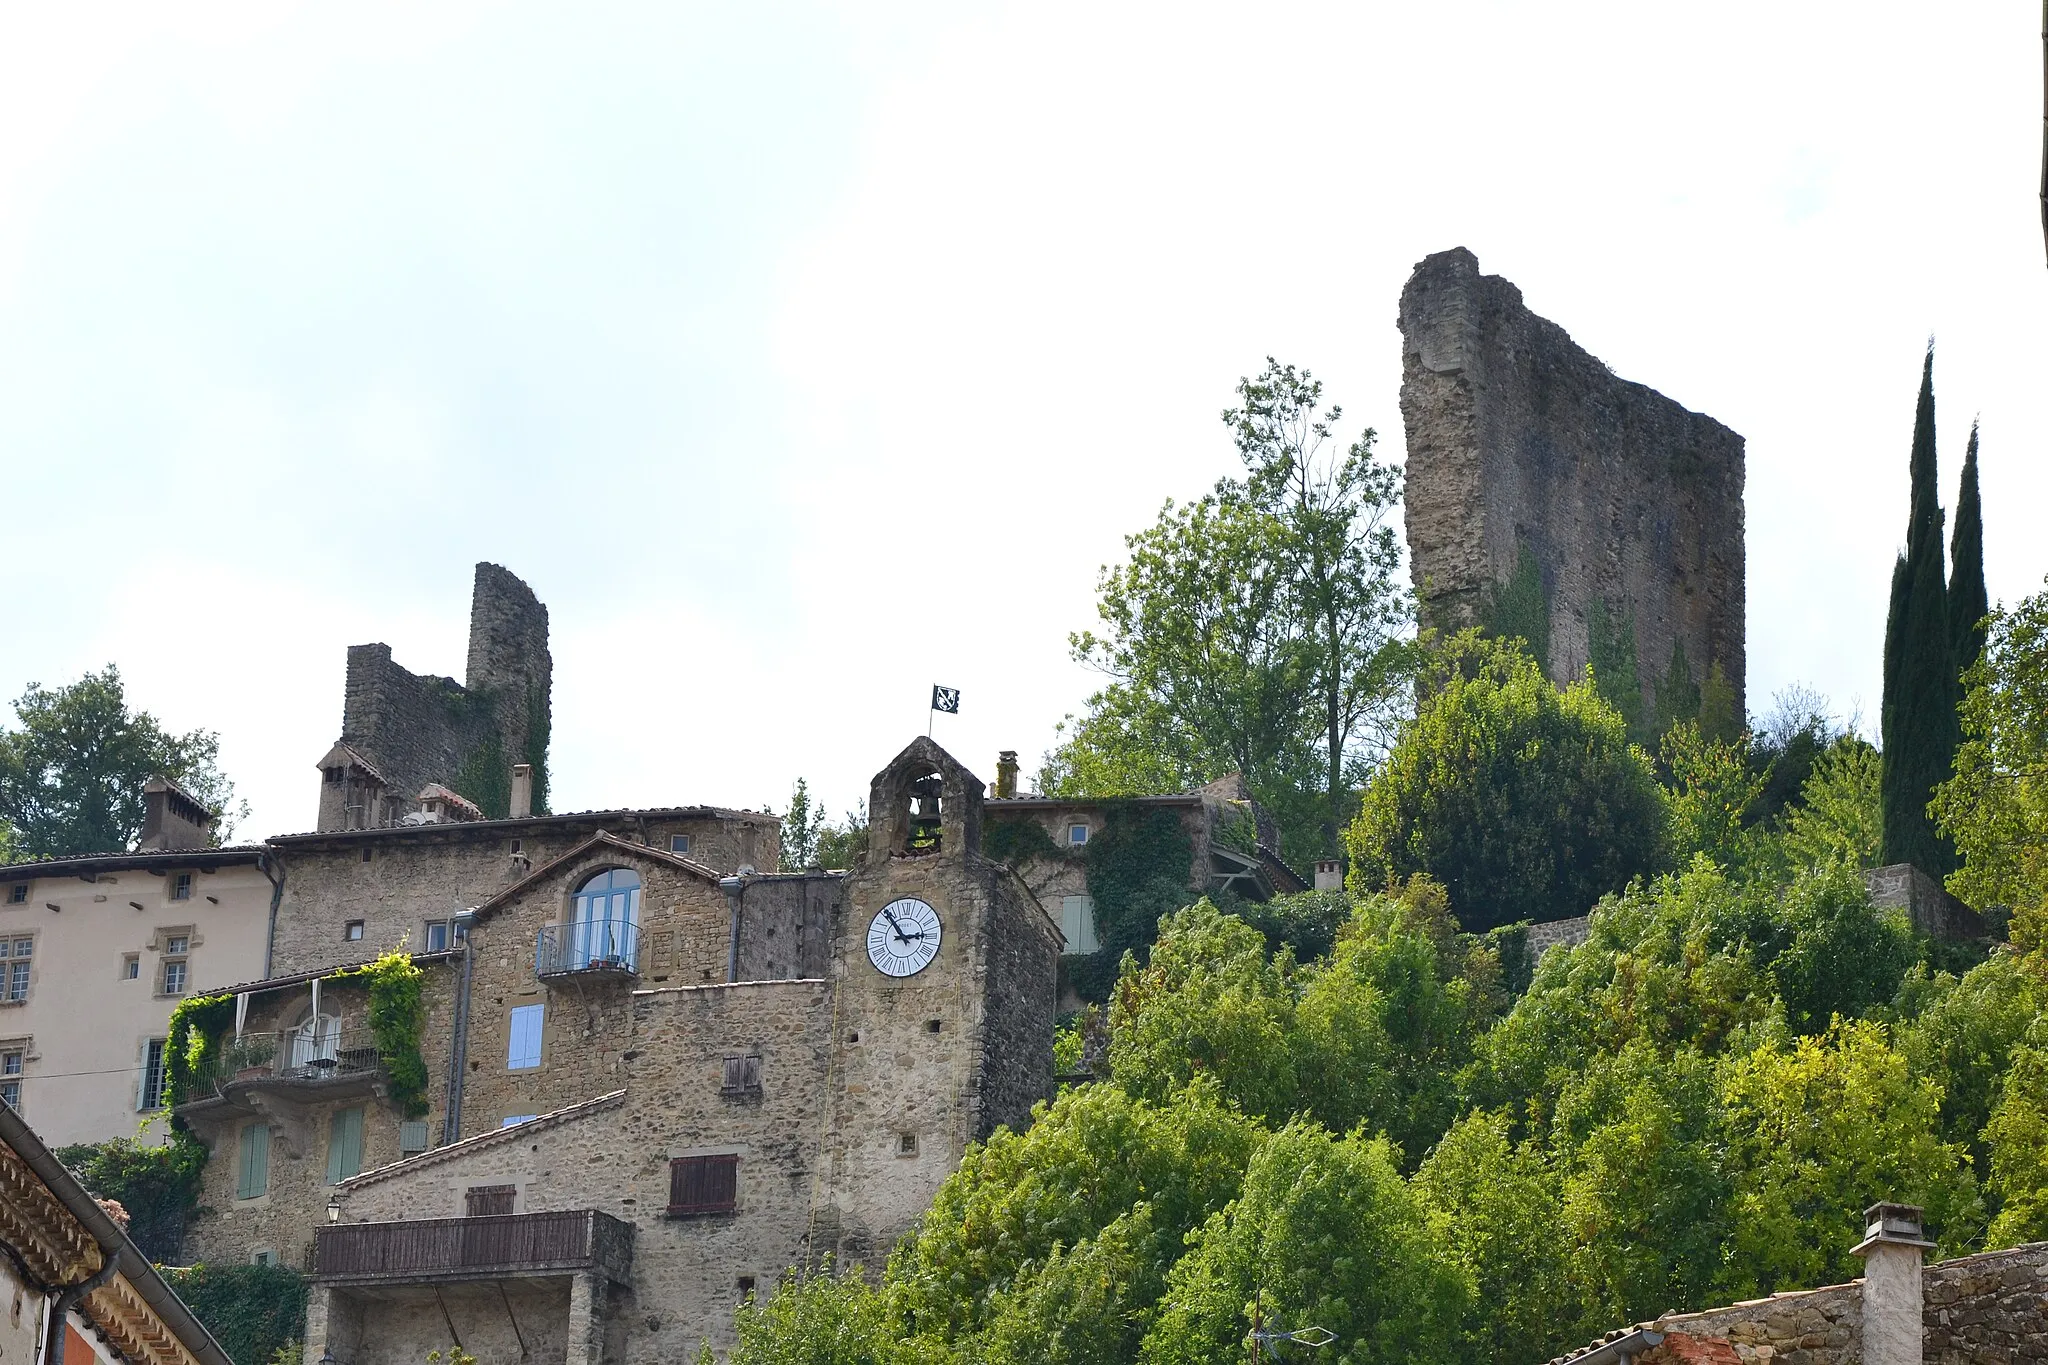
325,563,552,827
1398,248,1746,718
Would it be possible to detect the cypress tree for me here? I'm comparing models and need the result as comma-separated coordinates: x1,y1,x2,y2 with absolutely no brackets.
1879,349,1958,873
1949,422,1988,672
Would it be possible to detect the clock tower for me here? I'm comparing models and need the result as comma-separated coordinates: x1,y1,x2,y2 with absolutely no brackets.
809,737,1061,1266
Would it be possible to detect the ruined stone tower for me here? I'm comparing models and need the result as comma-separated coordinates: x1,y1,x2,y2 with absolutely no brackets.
1398,248,1746,719
313,563,553,830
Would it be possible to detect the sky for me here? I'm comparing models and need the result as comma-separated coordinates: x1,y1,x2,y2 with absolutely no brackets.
1,2,2043,842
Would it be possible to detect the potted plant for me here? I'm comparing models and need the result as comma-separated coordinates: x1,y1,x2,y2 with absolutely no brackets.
223,1035,276,1081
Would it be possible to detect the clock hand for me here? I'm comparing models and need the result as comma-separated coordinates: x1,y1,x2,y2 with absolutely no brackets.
883,908,906,936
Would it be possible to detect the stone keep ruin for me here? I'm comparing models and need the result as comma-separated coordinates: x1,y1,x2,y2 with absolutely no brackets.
314,563,553,831
1398,248,1746,720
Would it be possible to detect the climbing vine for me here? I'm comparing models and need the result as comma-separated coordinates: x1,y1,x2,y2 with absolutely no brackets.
163,992,237,1125
160,1264,306,1365
982,816,1061,867
336,950,430,1120
523,683,551,815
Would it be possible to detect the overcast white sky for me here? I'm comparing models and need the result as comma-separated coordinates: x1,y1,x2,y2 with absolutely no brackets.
2,3,2043,841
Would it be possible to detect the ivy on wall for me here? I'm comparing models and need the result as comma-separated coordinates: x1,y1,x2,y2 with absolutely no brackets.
523,682,551,815
163,993,237,1126
160,1264,306,1365
335,950,431,1120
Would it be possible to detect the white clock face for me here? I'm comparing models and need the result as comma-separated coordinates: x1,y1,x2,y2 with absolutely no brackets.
867,897,942,977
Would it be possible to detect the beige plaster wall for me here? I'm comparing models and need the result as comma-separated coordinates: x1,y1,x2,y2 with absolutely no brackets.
0,858,271,1148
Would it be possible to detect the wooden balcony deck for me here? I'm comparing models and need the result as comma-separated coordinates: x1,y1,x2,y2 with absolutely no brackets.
312,1210,634,1286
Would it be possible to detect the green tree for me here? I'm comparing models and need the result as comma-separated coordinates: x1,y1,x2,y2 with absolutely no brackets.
1778,736,1883,872
1933,585,2048,952
1054,360,1411,863
1983,1022,2048,1246
1348,634,1668,932
726,1261,907,1365
56,1136,205,1262
0,666,243,858
1720,1021,1980,1290
813,800,869,872
1881,349,1959,874
1767,866,1915,1036
1141,1121,1466,1365
1949,421,1989,676
157,1264,306,1365
1416,1110,1586,1365
1661,723,1766,873
1893,953,2041,1163
780,778,827,870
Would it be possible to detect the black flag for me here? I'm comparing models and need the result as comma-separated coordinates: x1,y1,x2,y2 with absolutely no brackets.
931,685,961,714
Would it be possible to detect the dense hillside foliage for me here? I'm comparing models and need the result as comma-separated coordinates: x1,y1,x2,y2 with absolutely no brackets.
727,577,2048,1365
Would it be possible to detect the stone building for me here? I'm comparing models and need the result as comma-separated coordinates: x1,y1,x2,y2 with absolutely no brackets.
1399,247,1747,719
0,782,274,1148
172,738,1060,1362
1553,1204,2047,1364
316,563,553,830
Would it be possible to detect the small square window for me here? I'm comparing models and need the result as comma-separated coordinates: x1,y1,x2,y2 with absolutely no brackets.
465,1184,516,1216
898,1133,919,1157
670,835,691,855
170,873,193,901
122,955,140,980
737,1276,756,1296
2,1052,22,1077
1,1081,19,1111
424,921,449,952
1066,823,1089,847
361,847,373,863
166,935,189,956
250,1250,276,1267
5,886,25,905
398,1119,430,1154
344,921,364,942
667,1154,739,1215
161,961,187,996
720,1054,763,1094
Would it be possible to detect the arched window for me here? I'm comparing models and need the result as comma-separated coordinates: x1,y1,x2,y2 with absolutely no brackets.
288,1009,341,1073
571,868,641,968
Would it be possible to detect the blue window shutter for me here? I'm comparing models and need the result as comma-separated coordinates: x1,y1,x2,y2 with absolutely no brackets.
508,1004,543,1070
238,1124,269,1199
327,1106,364,1184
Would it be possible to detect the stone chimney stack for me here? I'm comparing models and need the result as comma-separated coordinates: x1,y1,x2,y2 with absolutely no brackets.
137,777,215,851
1314,860,1344,892
993,751,1019,800
509,764,534,820
1852,1202,1931,1365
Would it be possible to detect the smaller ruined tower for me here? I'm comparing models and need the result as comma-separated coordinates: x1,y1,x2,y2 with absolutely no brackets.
313,563,553,830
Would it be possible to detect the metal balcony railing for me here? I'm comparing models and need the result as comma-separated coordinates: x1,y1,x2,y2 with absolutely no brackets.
183,1025,384,1099
314,1209,634,1285
536,920,640,979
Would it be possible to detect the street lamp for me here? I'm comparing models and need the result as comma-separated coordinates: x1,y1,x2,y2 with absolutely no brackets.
326,1194,341,1224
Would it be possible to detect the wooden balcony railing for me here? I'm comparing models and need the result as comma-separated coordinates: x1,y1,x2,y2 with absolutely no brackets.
313,1210,634,1285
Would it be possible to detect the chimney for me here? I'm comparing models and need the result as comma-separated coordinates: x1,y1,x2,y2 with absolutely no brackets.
1314,860,1343,892
137,777,215,852
509,764,533,820
1852,1202,1930,1365
994,751,1019,800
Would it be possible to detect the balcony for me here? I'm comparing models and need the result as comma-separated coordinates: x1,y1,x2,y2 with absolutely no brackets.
536,920,640,980
313,1210,634,1286
174,1026,386,1120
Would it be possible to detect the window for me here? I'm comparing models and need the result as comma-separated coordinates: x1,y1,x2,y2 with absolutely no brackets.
667,1155,739,1215
237,1123,270,1199
5,885,24,906
570,869,641,968
1,939,31,1002
250,1250,277,1267
122,955,139,981
170,873,193,901
1,1050,21,1112
343,921,364,941
507,1004,543,1070
398,1120,430,1155
669,834,691,855
161,959,188,996
501,1115,537,1128
360,848,373,863
898,1133,919,1157
140,1039,166,1110
423,919,468,953
326,1106,365,1183
1066,822,1089,847
1060,896,1100,955
465,1184,516,1216
166,935,189,955
721,1055,762,1094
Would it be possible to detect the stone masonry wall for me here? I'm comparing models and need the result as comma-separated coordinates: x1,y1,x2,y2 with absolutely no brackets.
266,812,776,978
1921,1241,2048,1363
731,875,838,983
1645,1282,1863,1364
1399,248,1747,716
182,961,460,1270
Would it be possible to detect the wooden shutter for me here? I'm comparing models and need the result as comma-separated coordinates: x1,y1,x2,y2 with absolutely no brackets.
326,1106,364,1184
741,1055,762,1091
237,1123,270,1199
667,1155,739,1215
464,1184,517,1216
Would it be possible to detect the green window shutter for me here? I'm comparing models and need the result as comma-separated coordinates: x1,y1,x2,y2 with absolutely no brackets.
237,1124,270,1199
327,1106,364,1184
